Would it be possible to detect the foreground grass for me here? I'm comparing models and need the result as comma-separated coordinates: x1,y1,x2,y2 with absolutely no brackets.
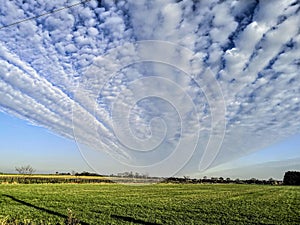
0,184,299,224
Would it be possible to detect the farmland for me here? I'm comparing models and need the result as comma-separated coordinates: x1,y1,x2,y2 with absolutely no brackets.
0,183,299,224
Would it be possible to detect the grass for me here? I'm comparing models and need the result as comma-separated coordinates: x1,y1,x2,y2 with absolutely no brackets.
0,183,299,224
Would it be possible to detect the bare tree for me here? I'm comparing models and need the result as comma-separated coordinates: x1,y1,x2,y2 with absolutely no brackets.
15,165,36,175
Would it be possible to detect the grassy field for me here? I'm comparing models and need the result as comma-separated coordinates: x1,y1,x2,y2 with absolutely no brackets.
0,183,299,225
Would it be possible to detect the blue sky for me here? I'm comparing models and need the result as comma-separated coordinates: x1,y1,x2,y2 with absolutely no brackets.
0,111,90,173
1,110,299,178
0,0,299,178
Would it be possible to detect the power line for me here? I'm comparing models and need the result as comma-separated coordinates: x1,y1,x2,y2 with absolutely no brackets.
0,0,91,30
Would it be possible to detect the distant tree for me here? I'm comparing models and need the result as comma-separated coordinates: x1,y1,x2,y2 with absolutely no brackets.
75,171,102,177
249,178,257,184
15,165,35,175
283,171,300,185
234,178,242,184
58,172,71,175
129,171,133,178
183,176,190,180
211,177,218,183
142,172,149,179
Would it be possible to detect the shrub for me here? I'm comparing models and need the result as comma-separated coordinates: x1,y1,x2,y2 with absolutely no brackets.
283,171,300,185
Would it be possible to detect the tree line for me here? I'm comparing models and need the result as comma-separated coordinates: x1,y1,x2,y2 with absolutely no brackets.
164,171,300,185
7,165,300,185
163,176,282,185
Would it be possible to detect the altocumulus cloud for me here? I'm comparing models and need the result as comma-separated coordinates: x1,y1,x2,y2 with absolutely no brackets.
0,0,299,175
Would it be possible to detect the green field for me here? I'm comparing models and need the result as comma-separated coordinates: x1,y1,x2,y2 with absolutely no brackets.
0,183,299,224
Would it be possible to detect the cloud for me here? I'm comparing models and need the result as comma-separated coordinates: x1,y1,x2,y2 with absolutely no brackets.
195,157,300,180
0,0,299,175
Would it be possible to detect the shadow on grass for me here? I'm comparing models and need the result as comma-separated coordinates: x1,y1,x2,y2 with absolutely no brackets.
2,194,89,225
91,209,162,225
4,194,161,225
111,214,162,225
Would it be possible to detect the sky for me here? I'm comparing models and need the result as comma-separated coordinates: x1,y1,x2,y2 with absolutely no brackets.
0,0,299,179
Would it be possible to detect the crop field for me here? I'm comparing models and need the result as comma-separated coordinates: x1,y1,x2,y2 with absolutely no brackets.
0,183,299,224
